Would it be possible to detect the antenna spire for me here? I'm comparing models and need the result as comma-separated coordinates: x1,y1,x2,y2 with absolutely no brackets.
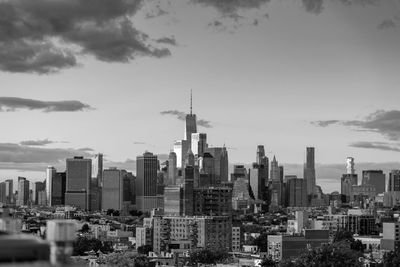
190,89,193,115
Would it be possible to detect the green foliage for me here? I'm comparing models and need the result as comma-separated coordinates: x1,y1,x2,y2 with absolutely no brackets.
285,242,363,267
98,252,149,267
73,237,114,256
81,223,90,233
260,256,278,267
333,230,354,243
253,233,269,252
137,245,152,255
188,249,230,266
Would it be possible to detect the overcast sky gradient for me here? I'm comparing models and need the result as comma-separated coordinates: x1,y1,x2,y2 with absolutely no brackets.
1,0,400,193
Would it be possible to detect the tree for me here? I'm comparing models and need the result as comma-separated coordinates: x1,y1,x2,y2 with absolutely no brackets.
188,249,230,266
253,233,269,252
288,242,363,267
98,252,149,267
113,210,120,216
260,256,278,267
333,230,354,243
81,223,90,233
137,244,152,255
73,237,114,256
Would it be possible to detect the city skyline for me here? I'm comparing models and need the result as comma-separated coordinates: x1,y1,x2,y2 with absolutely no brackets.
1,0,400,194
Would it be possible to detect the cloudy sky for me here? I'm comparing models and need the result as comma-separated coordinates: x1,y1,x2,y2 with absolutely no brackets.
1,0,400,193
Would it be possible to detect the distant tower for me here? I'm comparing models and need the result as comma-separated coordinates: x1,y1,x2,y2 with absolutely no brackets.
93,153,103,187
65,157,92,210
256,145,266,165
183,149,194,216
46,166,56,206
346,157,355,175
136,152,158,212
304,147,316,196
184,90,197,148
168,151,177,185
17,177,29,206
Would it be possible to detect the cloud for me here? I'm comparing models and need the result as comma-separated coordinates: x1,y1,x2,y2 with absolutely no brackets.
0,143,93,164
311,110,400,141
156,37,178,46
20,139,55,146
190,0,270,15
133,141,147,145
160,109,213,128
350,141,400,152
378,19,396,30
0,0,171,73
302,0,324,14
145,5,168,19
311,120,340,127
0,97,93,112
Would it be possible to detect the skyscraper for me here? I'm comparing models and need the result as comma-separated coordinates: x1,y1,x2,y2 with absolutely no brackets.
191,133,207,157
17,177,29,206
136,152,158,212
35,181,45,205
65,157,92,210
102,168,125,211
270,156,280,182
362,170,385,195
5,179,13,204
183,150,194,216
205,146,229,183
256,145,266,165
270,156,282,207
173,139,189,169
346,157,355,175
287,178,307,207
388,170,400,192
341,158,358,202
184,91,197,148
93,153,103,187
167,151,177,185
304,147,316,196
46,166,56,206
0,182,6,204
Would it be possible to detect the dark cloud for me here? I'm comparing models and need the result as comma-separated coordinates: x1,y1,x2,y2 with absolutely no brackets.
145,5,168,19
311,110,400,141
378,19,396,30
20,139,55,146
0,143,93,164
133,141,147,145
156,36,177,46
0,97,93,112
160,110,213,128
190,0,270,15
311,120,340,127
302,0,324,14
0,0,171,73
350,141,400,152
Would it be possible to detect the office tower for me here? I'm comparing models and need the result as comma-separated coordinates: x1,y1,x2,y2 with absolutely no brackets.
46,166,56,206
184,91,197,149
270,156,280,182
167,151,177,185
257,145,266,165
136,152,158,212
102,168,125,211
270,156,282,207
388,170,400,192
5,179,13,204
287,178,307,207
17,177,29,206
123,172,135,205
304,147,316,195
230,165,248,182
93,153,103,187
65,157,92,210
51,172,66,206
199,152,216,186
193,187,232,216
0,182,6,203
362,170,385,194
35,181,45,205
191,133,207,157
183,150,194,216
173,139,189,169
346,157,355,175
205,146,229,183
164,186,183,215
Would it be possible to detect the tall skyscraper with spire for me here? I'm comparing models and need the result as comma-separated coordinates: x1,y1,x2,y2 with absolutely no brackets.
184,90,197,148
304,147,316,196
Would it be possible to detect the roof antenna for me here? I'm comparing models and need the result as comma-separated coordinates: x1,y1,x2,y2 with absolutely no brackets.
190,89,193,115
